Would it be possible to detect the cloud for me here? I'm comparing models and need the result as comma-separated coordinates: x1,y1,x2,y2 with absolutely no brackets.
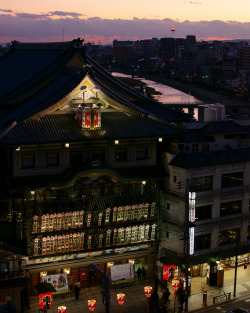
0,8,13,13
15,13,50,19
1,13,250,44
49,11,85,18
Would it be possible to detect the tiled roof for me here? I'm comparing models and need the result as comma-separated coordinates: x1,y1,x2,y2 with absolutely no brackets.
201,120,247,135
0,40,190,139
0,112,183,145
169,147,250,169
6,164,167,191
176,130,214,143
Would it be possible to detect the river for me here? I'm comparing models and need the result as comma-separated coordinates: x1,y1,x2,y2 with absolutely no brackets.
112,72,202,119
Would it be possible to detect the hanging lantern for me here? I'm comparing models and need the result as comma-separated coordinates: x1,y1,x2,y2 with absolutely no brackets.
87,300,96,312
39,292,53,310
117,293,125,306
144,286,152,298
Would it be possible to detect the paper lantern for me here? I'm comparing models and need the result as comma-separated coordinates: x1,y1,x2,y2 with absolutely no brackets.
58,306,67,313
144,286,152,298
88,300,96,312
172,279,180,292
117,293,125,306
39,292,53,310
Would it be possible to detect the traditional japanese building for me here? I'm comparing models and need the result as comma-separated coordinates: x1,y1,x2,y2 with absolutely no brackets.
0,38,190,303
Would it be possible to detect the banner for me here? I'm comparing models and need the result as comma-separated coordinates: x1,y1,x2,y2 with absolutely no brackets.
42,273,68,294
110,263,134,284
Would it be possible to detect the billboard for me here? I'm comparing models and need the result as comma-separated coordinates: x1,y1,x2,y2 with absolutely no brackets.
110,263,134,284
42,273,68,294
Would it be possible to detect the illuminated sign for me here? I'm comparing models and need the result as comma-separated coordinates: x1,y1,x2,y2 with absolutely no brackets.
189,192,196,255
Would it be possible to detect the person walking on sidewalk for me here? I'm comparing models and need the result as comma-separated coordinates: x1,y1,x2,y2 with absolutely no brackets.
163,287,171,304
74,284,80,300
137,267,142,280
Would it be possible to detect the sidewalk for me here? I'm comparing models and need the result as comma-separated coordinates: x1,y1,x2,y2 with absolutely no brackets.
26,266,250,313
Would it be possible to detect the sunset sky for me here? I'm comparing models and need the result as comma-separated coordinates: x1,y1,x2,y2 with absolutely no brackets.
1,0,250,44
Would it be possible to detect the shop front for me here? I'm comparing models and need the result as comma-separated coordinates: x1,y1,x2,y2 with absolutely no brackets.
23,243,155,295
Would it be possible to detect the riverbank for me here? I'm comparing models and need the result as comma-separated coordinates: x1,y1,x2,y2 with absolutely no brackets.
111,68,234,105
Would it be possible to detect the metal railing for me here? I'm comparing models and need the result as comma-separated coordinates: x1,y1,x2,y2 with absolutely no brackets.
213,291,231,304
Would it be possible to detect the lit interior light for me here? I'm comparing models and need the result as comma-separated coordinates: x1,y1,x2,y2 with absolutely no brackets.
142,181,146,185
65,143,69,148
158,138,163,142
16,147,21,151
115,140,119,145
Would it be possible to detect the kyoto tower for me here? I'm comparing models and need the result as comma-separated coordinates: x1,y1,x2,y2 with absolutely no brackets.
171,25,175,38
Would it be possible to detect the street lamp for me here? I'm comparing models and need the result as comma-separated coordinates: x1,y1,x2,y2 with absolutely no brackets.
117,293,125,313
88,300,96,312
144,286,152,313
172,279,180,312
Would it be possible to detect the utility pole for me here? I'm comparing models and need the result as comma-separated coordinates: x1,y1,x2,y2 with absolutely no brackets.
184,179,190,313
233,228,239,297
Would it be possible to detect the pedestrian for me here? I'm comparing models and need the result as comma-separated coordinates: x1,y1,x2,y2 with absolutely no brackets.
163,287,171,304
179,295,185,311
74,284,80,300
137,267,142,280
142,267,146,280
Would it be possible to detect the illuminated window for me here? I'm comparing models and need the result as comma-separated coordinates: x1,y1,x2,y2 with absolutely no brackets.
221,172,243,188
219,229,238,245
191,176,213,191
220,200,241,216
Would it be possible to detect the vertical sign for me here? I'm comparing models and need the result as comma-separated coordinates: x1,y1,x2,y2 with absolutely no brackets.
189,192,196,255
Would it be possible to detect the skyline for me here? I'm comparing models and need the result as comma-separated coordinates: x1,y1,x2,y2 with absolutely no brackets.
1,0,250,44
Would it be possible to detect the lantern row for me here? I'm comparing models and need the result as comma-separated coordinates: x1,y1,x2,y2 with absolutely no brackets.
33,224,157,256
32,203,156,233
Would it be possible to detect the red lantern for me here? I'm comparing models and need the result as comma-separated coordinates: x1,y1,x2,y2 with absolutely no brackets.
144,286,152,298
172,280,180,292
57,306,67,313
163,264,176,281
88,300,96,312
39,292,53,310
117,293,125,306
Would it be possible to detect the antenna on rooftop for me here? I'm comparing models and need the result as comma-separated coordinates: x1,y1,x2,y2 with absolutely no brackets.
171,25,175,38
63,26,64,42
